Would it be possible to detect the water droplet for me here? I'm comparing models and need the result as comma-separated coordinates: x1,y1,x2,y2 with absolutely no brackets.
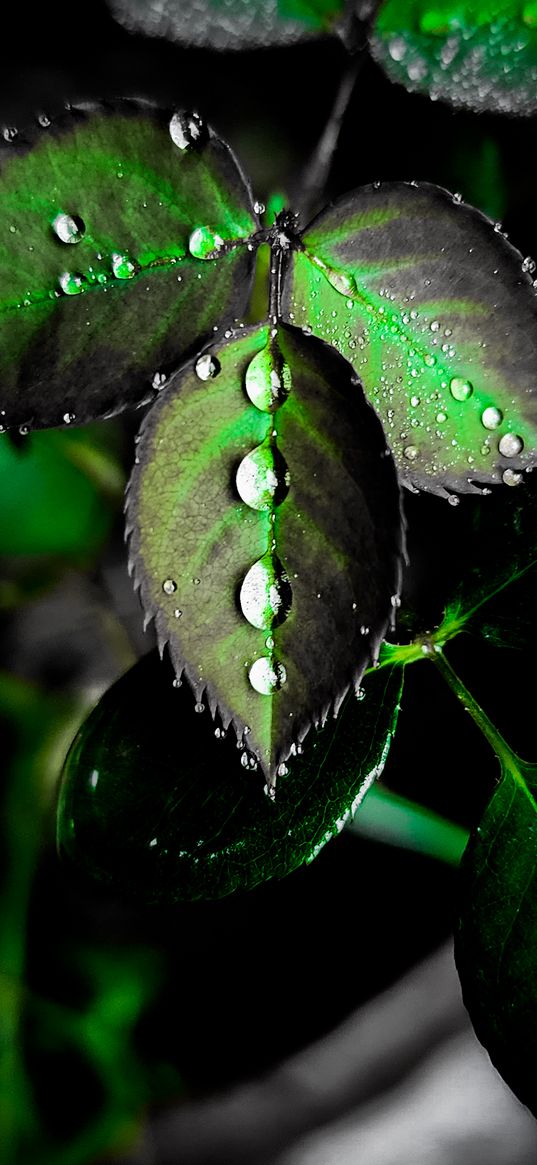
59,272,84,296
502,468,523,486
169,110,206,150
172,678,182,688
447,494,460,507
245,344,291,412
239,553,292,630
2,126,18,142
481,406,503,430
194,702,205,714
436,411,447,423
449,377,473,402
403,444,419,461
174,609,183,619
391,594,401,609
522,256,536,274
236,439,290,512
240,751,250,768
424,353,436,367
195,353,220,381
188,226,225,260
112,252,136,280
310,254,357,298
254,200,265,216
38,113,51,128
265,635,275,650
162,578,177,594
63,411,75,424
192,577,201,586
430,320,440,332
410,395,420,407
277,763,289,778
152,372,167,390
52,212,85,244
249,656,287,695
498,433,524,457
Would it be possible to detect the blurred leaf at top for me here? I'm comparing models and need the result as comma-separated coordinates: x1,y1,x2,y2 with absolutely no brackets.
108,0,354,48
0,424,124,560
371,0,537,116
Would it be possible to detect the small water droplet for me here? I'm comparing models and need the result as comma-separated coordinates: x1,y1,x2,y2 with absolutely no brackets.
162,578,177,594
403,444,419,461
391,594,401,608
355,686,366,701
174,609,183,619
249,656,287,695
38,112,51,128
2,126,18,142
498,432,524,457
430,320,440,332
169,110,206,150
240,553,292,630
502,468,523,486
410,395,420,407
265,635,275,649
63,411,75,424
447,494,460,507
112,252,136,280
240,751,250,767
192,577,201,586
188,226,225,260
277,763,289,778
481,406,503,430
424,353,436,367
236,439,290,512
172,677,182,688
194,702,205,714
59,271,84,296
436,411,447,423
245,343,291,412
52,212,85,244
254,200,265,216
360,625,369,635
152,371,167,390
195,353,220,381
522,256,536,274
449,377,473,402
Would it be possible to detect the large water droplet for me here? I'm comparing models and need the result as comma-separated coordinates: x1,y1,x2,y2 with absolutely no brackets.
249,656,287,695
449,377,473,402
311,254,357,298
245,344,291,413
188,227,225,260
112,253,136,280
59,272,84,296
52,213,85,244
195,353,220,381
403,444,419,461
502,468,523,486
239,553,292,630
498,432,524,457
169,111,206,151
236,440,290,512
481,406,503,430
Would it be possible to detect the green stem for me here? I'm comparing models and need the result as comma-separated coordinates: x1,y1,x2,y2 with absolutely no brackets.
431,646,520,773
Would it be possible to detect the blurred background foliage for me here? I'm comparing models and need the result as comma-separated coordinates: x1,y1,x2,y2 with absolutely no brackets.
1,1,537,1162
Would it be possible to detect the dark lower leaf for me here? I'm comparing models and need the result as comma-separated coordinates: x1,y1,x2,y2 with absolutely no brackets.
371,1,537,117
456,753,537,1115
283,182,537,495
126,322,404,784
57,650,403,901
0,101,257,429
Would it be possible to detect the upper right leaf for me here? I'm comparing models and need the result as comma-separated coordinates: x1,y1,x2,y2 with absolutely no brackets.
282,181,537,495
370,0,537,116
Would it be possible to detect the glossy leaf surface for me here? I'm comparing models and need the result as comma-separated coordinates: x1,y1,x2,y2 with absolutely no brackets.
127,322,404,783
456,753,537,1115
0,101,257,430
283,182,537,495
371,0,537,116
57,650,403,901
0,426,122,557
109,0,348,49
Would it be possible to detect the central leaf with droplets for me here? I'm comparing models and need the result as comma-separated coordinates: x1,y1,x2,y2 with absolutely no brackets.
127,322,405,784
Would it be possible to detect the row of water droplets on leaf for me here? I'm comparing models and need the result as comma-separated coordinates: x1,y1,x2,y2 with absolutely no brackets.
13,112,233,311
290,233,528,492
374,1,537,114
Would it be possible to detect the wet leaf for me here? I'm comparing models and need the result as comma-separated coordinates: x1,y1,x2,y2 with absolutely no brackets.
0,100,257,430
108,0,350,49
57,650,403,901
282,181,537,495
371,0,537,117
126,322,404,784
0,426,122,558
456,752,537,1115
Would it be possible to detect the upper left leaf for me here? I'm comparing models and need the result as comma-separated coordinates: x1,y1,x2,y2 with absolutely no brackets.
0,101,258,431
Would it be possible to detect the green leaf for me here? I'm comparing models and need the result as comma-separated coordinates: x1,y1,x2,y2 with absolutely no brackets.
109,0,348,48
371,0,537,117
456,752,537,1115
57,650,403,901
0,101,257,430
126,322,404,784
282,182,537,495
0,426,122,557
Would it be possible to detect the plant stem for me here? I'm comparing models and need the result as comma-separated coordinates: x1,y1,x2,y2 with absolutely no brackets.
431,646,517,772
296,54,365,221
